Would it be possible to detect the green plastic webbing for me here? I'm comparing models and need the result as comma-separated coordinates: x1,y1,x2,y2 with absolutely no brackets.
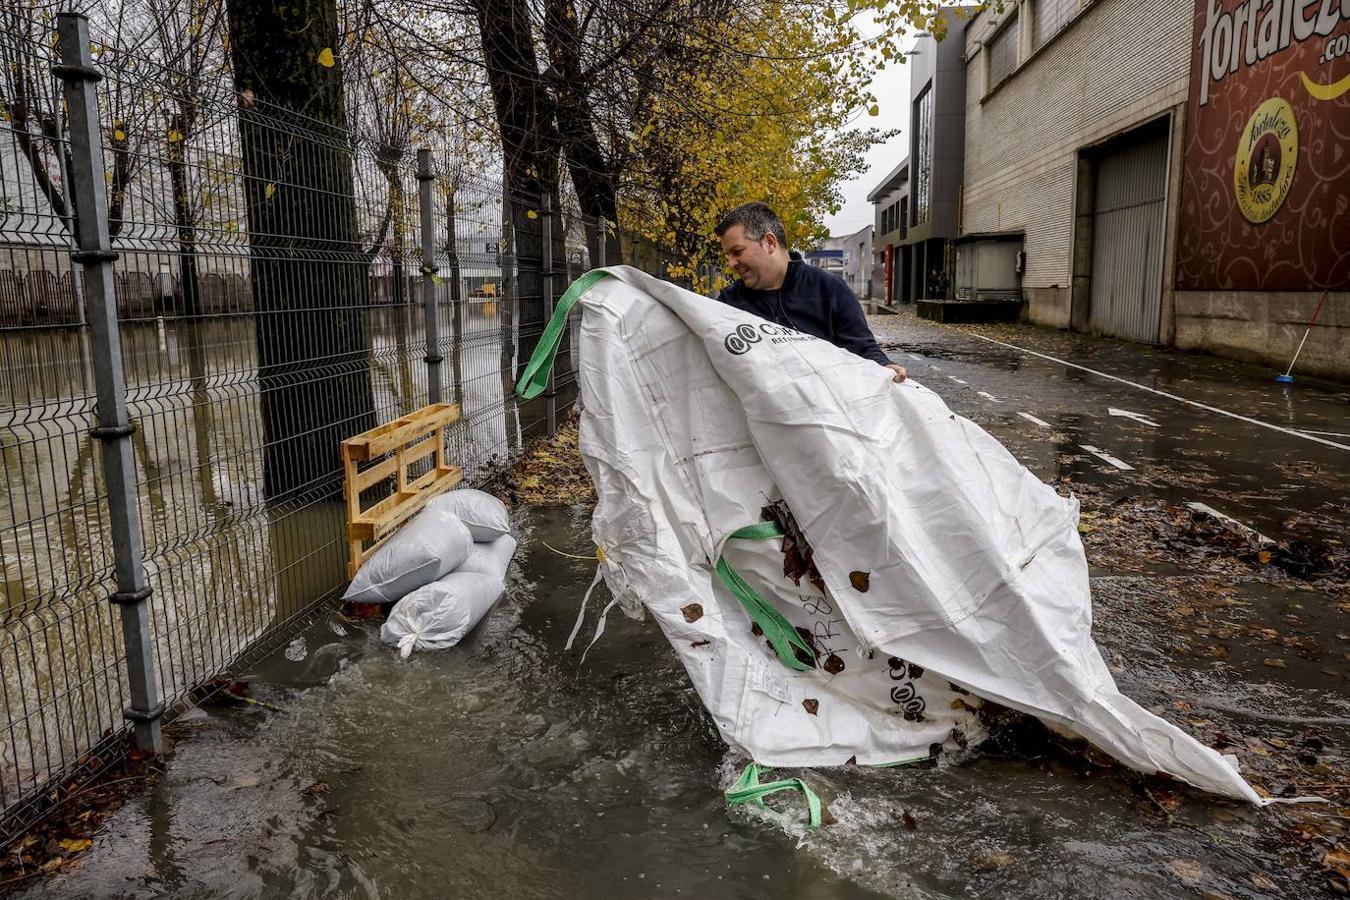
716,523,816,673
515,270,613,400
725,763,823,828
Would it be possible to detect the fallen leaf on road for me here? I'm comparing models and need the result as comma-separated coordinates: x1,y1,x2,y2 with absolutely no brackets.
1263,658,1287,668
58,838,91,853
1249,873,1277,890
1166,858,1205,886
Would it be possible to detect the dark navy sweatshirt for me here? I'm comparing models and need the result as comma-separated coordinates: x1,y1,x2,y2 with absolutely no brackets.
714,260,891,366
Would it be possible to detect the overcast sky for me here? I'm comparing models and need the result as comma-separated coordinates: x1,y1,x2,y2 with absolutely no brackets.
822,42,916,238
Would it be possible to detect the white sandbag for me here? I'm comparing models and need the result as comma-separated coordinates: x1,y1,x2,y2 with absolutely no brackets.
343,503,473,604
380,571,505,657
530,266,1262,804
455,534,518,581
431,488,511,542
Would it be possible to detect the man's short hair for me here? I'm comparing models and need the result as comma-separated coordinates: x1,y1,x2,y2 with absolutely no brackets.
715,202,788,249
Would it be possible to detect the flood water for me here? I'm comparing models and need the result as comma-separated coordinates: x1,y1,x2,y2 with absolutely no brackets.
12,309,1350,899
16,501,1345,900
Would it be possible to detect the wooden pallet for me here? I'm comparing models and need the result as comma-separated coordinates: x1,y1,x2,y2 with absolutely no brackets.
342,402,463,578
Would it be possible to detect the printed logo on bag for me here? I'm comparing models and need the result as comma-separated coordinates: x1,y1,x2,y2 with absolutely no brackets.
722,322,815,355
723,323,762,355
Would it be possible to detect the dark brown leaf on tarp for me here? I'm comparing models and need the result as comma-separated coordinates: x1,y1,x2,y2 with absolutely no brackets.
691,639,710,648
751,621,763,637
802,698,819,715
823,653,846,674
681,603,703,623
761,499,827,593
849,570,870,592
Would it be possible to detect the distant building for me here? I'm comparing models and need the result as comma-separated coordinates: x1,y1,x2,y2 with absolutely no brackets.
867,160,908,304
806,223,874,298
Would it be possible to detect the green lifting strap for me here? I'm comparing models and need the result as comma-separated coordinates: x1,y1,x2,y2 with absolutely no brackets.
725,763,823,828
515,269,613,401
718,523,816,672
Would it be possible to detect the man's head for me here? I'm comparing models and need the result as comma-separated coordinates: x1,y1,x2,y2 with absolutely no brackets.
716,202,790,291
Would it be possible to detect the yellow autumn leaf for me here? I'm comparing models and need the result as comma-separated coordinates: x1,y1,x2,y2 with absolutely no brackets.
317,47,336,68
526,210,538,219
168,129,183,142
113,128,125,141
59,838,92,853
868,104,880,116
264,183,276,199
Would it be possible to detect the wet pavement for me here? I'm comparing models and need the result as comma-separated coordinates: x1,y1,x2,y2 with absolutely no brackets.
14,310,1349,899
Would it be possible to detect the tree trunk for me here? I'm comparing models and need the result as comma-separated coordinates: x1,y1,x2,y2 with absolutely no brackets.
225,0,377,502
469,0,562,384
167,110,201,317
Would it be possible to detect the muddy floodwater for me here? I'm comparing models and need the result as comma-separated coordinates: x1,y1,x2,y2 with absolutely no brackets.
15,501,1346,900
17,311,1350,899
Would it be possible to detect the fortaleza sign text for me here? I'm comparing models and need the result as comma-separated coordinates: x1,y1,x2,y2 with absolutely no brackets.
1197,0,1350,106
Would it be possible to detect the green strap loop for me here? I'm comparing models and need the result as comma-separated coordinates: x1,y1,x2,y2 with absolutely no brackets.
725,763,823,828
716,521,816,672
515,270,613,400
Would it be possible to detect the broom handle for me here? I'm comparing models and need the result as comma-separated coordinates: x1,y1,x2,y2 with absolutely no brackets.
1283,292,1329,377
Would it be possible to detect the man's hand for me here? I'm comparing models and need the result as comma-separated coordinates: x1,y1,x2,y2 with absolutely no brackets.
885,363,907,383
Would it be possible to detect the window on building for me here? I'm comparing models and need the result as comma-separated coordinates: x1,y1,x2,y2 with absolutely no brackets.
913,86,933,225
986,12,1019,91
1033,0,1080,50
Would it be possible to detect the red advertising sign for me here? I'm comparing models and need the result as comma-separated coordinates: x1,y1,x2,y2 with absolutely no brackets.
1176,0,1350,291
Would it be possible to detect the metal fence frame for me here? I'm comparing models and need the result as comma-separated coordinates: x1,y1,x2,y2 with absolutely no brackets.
0,10,678,845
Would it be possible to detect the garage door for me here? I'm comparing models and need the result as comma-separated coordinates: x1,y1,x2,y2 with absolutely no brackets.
1090,126,1169,344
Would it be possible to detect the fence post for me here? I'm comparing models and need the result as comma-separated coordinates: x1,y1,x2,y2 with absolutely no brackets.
596,218,606,268
55,13,164,755
416,149,443,404
541,194,556,437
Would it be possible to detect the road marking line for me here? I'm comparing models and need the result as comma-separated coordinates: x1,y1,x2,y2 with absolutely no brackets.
1108,407,1159,427
1079,444,1134,471
968,333,1350,452
908,354,924,361
1298,429,1350,438
948,375,967,384
1018,412,1052,428
977,391,1001,403
1185,502,1275,544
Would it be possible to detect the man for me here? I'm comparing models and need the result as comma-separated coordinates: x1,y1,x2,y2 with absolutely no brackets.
714,202,906,382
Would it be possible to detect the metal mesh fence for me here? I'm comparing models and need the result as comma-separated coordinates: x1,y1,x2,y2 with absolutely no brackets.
0,10,678,844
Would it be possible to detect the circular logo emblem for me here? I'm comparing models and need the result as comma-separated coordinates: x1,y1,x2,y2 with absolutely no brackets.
723,323,761,355
1233,97,1298,224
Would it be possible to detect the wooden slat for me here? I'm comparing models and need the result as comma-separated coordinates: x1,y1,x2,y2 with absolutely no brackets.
353,454,401,493
344,403,460,461
349,466,463,542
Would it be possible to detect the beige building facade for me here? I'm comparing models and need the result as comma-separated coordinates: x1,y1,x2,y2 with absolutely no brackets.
960,0,1349,380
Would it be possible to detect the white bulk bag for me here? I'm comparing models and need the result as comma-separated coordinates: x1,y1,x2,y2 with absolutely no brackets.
380,571,506,657
343,504,473,605
431,489,512,542
455,534,518,581
522,266,1263,804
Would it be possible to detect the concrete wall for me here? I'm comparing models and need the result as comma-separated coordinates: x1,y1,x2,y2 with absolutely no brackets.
962,0,1191,318
1175,292,1350,382
909,9,971,243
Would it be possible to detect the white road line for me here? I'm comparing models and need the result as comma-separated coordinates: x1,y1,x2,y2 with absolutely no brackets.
908,354,924,361
1108,407,1159,427
1185,502,1275,545
968,333,1350,452
1018,412,1052,428
977,391,1001,403
1079,444,1134,471
1298,429,1350,438
948,376,967,384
